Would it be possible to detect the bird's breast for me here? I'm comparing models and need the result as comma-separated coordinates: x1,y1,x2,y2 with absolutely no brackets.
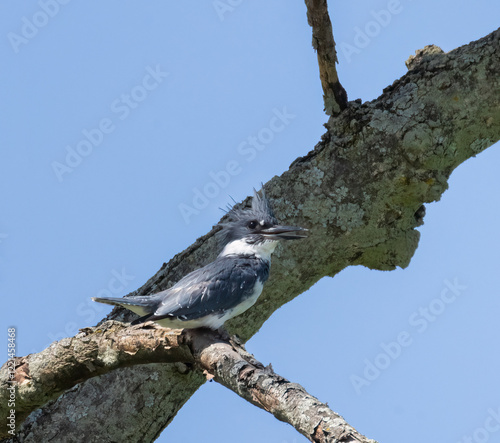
229,279,264,318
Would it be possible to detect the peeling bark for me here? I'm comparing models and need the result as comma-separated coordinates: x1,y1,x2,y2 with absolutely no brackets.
1,323,374,443
188,330,375,443
305,0,348,115
0,322,191,426
2,27,499,443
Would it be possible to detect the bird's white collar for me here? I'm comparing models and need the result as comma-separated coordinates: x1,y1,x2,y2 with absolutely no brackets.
219,239,278,261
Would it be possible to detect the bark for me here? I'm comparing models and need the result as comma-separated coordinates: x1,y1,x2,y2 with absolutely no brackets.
0,322,190,426
2,24,499,443
305,0,347,115
188,329,375,443
1,323,375,442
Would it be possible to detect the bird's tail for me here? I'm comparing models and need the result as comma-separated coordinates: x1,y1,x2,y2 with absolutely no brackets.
92,295,156,317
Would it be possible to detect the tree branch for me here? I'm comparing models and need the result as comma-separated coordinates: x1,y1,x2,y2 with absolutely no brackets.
1,322,375,443
0,322,190,427
305,0,347,115
189,330,376,443
6,28,499,442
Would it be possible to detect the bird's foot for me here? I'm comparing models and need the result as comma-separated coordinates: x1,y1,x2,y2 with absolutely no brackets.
216,327,242,349
216,327,264,369
216,326,232,342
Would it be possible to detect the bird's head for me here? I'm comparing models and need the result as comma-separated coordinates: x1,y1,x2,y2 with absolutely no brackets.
219,189,308,248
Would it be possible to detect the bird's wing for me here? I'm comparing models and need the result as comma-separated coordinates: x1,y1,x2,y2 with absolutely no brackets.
148,256,269,322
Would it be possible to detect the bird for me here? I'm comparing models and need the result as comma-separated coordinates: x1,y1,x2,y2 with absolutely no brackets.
92,189,307,329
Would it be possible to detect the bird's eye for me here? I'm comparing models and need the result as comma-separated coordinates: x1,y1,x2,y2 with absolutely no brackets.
247,220,258,229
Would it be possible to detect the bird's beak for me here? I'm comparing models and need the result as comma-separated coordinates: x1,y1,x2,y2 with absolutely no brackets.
261,225,308,240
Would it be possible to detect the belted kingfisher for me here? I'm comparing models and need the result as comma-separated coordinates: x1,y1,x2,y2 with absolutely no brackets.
92,189,307,329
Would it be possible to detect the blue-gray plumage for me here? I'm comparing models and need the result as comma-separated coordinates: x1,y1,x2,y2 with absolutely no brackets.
92,189,307,329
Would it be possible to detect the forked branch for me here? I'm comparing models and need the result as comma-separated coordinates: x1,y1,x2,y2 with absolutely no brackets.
1,322,374,442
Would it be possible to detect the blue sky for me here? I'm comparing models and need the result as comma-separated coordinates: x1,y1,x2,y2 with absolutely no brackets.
1,1,499,442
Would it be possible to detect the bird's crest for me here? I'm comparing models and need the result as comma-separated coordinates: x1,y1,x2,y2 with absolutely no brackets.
218,188,278,244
